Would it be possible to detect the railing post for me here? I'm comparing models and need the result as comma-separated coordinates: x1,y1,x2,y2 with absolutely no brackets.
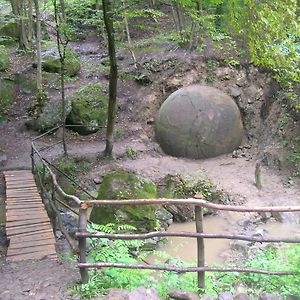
195,205,205,290
31,144,35,173
79,207,89,283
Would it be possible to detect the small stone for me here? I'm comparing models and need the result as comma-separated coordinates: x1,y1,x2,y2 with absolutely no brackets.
168,290,200,300
236,76,247,87
55,231,63,239
93,177,103,185
231,240,251,257
219,292,234,300
229,85,242,98
147,118,154,124
234,293,252,300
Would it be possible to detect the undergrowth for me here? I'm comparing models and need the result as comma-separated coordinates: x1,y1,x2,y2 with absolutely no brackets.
71,224,300,299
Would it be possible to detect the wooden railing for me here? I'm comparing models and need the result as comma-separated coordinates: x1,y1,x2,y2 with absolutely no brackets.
31,125,300,290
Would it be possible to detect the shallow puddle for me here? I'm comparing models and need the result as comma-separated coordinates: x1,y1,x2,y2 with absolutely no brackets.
146,215,237,266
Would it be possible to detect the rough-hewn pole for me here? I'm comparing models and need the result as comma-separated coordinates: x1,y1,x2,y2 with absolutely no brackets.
195,205,205,289
78,208,89,283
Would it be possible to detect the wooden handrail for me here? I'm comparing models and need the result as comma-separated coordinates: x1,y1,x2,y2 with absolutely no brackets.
83,198,300,212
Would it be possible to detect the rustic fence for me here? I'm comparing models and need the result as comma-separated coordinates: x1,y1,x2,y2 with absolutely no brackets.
31,125,300,290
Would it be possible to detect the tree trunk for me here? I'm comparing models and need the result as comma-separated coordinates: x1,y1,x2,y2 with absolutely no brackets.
10,0,29,49
122,0,137,68
28,0,34,46
102,0,118,157
34,0,42,92
60,0,66,21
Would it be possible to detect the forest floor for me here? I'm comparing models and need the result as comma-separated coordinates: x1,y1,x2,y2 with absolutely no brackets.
0,27,300,299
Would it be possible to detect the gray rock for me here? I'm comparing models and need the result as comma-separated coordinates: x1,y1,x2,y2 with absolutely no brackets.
234,293,252,300
35,98,71,132
236,76,247,87
169,290,200,300
271,212,299,224
231,240,251,256
219,292,234,300
0,154,7,167
93,177,103,185
259,294,282,300
126,287,161,300
229,85,242,98
104,288,128,300
155,85,244,159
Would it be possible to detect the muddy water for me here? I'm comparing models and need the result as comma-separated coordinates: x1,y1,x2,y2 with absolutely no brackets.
147,214,240,265
147,215,300,266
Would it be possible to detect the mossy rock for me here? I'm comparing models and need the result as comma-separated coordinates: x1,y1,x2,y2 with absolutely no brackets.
0,46,9,71
0,78,14,122
0,36,17,46
66,83,108,135
41,48,80,76
0,21,19,39
90,170,158,233
34,98,71,132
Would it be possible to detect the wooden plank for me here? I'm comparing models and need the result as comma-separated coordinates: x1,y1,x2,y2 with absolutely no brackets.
7,213,49,222
9,232,55,244
8,244,56,256
6,208,47,215
7,250,57,261
6,203,44,209
6,196,41,200
6,218,50,228
10,238,56,250
6,199,42,204
7,223,51,236
9,228,54,238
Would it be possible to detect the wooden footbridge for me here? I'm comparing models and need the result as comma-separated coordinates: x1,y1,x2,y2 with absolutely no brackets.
4,170,56,261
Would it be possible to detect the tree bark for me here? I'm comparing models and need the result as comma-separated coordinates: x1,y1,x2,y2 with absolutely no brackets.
102,0,118,157
33,0,42,92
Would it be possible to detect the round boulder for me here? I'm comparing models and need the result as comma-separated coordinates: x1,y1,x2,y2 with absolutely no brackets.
155,85,244,159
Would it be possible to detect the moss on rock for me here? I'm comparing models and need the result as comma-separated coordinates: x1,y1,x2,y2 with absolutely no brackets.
90,170,158,232
42,48,80,76
66,83,108,135
0,46,9,71
0,21,19,39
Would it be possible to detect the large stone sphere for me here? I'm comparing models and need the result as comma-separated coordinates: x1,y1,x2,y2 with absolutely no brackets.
155,85,244,159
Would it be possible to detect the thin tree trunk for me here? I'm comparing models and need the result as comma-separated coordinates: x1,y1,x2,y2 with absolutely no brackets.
28,0,33,46
60,0,66,20
123,0,137,69
54,0,67,155
33,0,42,91
102,0,118,157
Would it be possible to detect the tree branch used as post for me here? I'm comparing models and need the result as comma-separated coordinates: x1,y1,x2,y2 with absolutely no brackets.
78,208,89,283
195,205,205,289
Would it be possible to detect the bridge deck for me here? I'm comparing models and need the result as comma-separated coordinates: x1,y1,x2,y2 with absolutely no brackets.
4,170,57,261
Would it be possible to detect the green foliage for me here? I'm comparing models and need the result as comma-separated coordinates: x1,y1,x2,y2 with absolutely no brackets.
125,148,138,159
56,157,90,183
227,0,300,89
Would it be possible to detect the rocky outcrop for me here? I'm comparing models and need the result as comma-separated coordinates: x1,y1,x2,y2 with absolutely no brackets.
39,48,80,76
